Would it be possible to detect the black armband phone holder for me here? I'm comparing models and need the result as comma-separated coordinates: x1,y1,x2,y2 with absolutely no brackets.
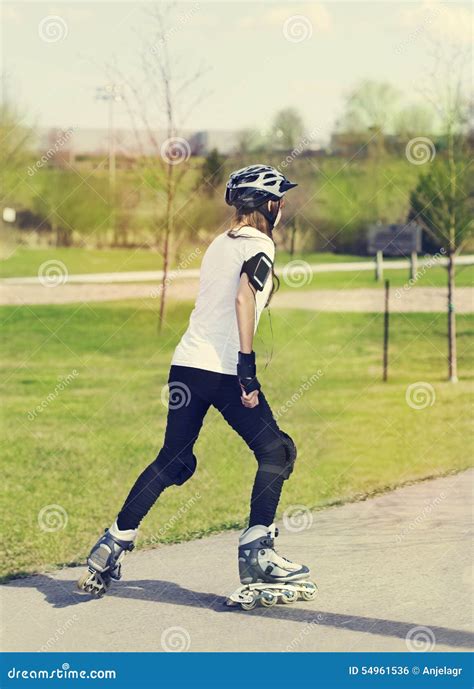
240,252,273,292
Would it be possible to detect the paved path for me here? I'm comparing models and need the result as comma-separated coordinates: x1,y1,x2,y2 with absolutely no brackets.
1,470,472,652
1,280,473,312
2,255,473,285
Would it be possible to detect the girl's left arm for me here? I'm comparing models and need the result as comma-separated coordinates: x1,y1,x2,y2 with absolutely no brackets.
235,275,260,408
235,274,256,353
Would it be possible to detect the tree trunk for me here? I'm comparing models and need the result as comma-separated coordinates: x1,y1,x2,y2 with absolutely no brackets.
446,117,458,383
289,220,297,257
447,252,458,382
158,163,173,332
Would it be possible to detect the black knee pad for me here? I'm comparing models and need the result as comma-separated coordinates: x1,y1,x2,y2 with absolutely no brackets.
255,430,297,480
280,430,297,478
151,449,197,487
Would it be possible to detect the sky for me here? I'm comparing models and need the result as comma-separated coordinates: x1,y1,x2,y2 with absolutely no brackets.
1,0,472,143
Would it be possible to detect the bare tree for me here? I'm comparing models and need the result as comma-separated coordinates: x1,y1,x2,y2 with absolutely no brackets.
411,42,472,382
109,3,207,330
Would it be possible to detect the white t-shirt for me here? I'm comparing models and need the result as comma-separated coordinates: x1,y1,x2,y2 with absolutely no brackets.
172,225,275,375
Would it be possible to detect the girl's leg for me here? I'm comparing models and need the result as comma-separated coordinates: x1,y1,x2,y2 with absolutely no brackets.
212,377,296,527
116,367,211,530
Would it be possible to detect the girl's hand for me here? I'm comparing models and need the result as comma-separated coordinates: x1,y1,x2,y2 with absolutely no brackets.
240,387,259,408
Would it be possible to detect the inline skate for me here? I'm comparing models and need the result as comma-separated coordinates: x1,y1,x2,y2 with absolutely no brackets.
226,523,317,610
77,522,137,597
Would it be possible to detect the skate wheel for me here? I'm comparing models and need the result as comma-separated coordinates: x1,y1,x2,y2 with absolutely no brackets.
260,591,277,607
301,582,318,601
240,598,257,611
77,570,108,598
281,589,298,604
77,572,92,592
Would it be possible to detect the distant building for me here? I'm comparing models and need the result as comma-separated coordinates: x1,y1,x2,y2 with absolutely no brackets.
36,127,243,157
35,126,330,158
367,222,422,256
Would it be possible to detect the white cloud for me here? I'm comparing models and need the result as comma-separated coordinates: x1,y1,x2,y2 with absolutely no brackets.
400,1,472,45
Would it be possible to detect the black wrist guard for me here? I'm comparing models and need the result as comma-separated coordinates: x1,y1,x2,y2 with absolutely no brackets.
237,351,261,394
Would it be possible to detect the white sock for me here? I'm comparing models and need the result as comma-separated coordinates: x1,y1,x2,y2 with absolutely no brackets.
109,520,137,542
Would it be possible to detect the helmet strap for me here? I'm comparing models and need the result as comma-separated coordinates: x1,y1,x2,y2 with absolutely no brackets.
257,200,280,231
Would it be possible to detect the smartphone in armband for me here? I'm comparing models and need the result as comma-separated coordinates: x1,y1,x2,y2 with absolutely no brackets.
252,255,272,290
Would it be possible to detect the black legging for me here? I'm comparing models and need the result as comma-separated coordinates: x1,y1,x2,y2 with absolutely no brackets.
117,365,289,531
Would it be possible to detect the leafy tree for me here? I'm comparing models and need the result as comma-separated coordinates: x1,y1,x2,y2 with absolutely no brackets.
235,128,267,156
393,104,435,138
410,35,472,382
0,79,33,206
338,80,400,134
32,169,109,246
410,158,472,381
271,107,305,150
200,148,225,196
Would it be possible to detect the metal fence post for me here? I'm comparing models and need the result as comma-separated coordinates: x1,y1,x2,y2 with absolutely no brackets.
383,280,390,382
410,251,418,280
375,250,384,282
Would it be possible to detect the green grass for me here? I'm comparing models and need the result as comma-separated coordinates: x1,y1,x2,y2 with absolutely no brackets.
1,301,473,579
0,246,171,278
0,245,370,279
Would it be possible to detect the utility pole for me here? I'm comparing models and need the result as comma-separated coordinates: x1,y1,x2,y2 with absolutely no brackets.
96,83,123,243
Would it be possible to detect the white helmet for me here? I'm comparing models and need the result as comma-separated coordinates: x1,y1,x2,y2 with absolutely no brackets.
225,164,297,210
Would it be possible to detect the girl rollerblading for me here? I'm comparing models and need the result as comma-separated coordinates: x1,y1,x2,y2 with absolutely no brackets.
78,164,317,606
